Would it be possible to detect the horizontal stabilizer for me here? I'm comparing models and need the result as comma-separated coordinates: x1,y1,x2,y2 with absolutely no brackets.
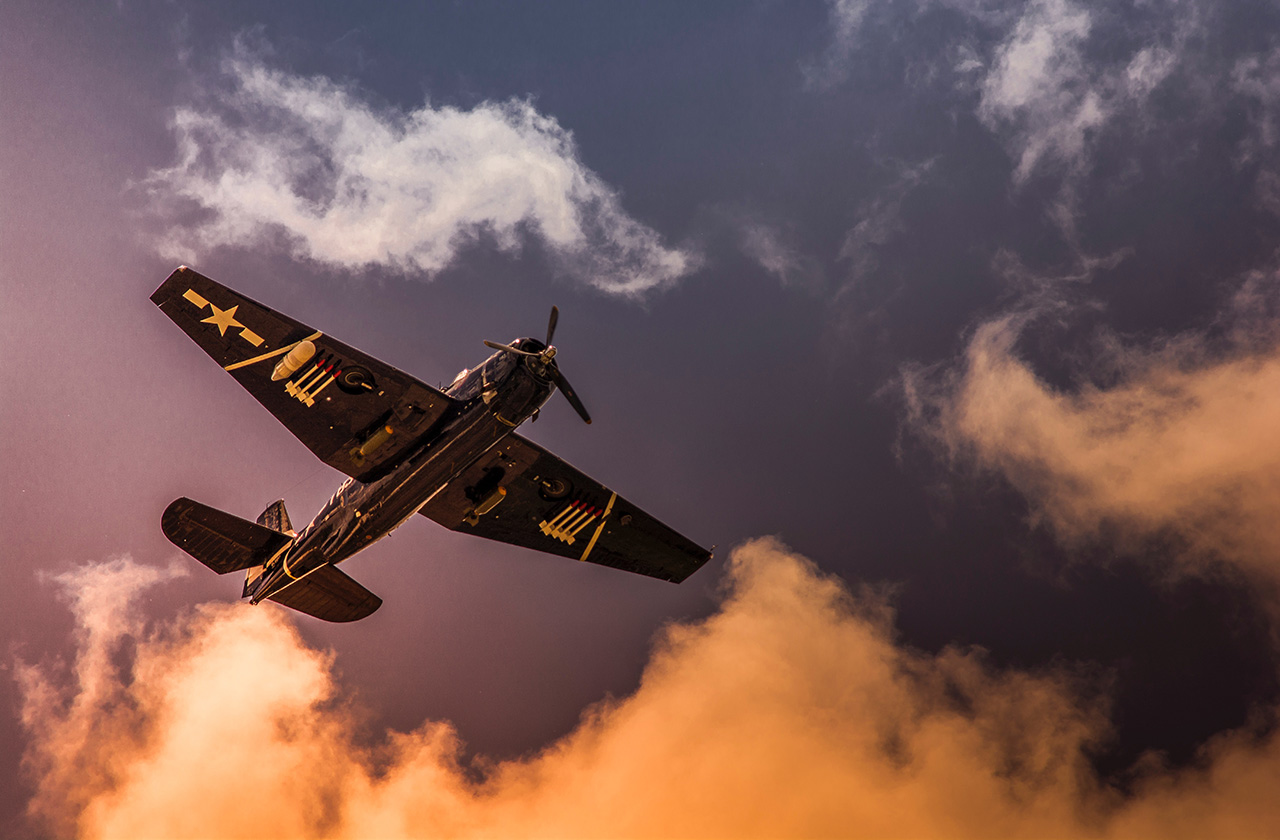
162,497,293,575
267,564,382,622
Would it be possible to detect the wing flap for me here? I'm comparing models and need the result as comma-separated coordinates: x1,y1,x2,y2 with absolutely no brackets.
267,564,382,622
152,267,455,481
419,435,711,583
162,497,293,575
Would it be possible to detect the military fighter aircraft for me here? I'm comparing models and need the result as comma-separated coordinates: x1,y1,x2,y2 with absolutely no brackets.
152,266,711,622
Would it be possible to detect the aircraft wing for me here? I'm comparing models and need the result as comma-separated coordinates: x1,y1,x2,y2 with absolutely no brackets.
418,433,711,582
152,266,455,482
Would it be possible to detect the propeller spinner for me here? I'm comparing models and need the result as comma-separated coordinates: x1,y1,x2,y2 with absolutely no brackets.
483,306,592,424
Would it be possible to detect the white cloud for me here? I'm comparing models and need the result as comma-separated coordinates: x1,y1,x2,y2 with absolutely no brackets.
146,54,694,297
810,0,1195,191
968,0,1200,244
976,0,1105,184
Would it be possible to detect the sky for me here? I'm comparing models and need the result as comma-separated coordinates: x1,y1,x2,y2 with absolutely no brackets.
6,0,1280,836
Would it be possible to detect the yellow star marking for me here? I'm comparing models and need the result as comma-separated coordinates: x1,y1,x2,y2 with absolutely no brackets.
201,303,243,336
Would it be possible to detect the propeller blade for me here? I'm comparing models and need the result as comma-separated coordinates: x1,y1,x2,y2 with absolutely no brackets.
546,306,559,347
484,340,539,357
550,366,591,424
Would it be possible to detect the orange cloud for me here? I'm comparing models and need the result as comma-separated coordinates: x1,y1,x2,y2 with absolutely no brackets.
904,307,1280,592
19,543,1280,838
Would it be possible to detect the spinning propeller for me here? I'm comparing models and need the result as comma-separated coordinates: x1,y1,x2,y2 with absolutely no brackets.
484,306,592,424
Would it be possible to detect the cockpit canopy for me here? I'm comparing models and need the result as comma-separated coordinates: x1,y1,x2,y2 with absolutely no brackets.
446,341,525,400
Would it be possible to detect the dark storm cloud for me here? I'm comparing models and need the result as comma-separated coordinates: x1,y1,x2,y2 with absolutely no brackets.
144,47,695,297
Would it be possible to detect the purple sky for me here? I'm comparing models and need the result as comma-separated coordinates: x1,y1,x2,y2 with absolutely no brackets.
7,1,1280,835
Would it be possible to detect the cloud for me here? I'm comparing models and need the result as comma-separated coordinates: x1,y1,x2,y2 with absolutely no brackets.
17,558,187,838
804,0,875,89
976,0,1105,184
1232,44,1280,200
145,52,694,297
738,220,825,290
20,546,1280,838
902,265,1280,593
839,157,936,287
973,0,1191,189
812,1,1201,181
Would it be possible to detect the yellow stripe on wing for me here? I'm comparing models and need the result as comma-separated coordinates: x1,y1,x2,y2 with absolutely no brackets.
579,492,617,562
224,332,323,371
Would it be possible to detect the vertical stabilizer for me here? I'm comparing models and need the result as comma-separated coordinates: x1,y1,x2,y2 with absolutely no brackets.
256,499,295,535
245,499,296,595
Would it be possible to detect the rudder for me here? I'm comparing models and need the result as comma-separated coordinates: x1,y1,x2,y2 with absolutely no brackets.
256,499,295,535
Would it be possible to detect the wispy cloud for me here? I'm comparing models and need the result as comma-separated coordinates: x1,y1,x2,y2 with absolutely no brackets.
20,546,1280,837
804,0,875,89
811,1,1203,197
738,220,826,290
840,157,936,288
145,51,695,297
976,0,1105,185
1232,44,1280,215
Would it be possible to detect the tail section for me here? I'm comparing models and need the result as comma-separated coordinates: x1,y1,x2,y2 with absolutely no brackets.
246,499,296,595
162,498,294,575
162,496,382,623
255,499,295,535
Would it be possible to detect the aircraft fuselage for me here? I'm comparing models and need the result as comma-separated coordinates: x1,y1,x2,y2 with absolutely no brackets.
247,340,555,603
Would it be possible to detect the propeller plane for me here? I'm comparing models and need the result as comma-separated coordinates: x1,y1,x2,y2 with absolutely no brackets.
152,267,711,622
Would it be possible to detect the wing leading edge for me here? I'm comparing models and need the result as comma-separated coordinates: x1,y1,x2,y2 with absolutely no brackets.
419,434,711,582
151,267,456,482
